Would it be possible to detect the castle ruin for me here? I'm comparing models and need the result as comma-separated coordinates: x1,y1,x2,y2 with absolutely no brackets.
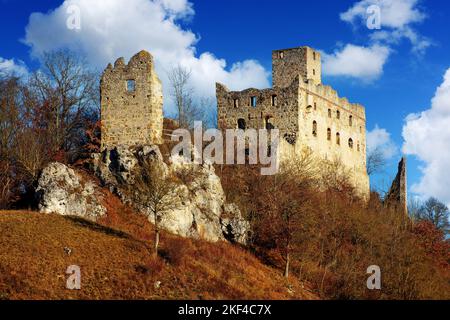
98,47,394,199
100,50,163,149
216,46,370,197
385,157,408,215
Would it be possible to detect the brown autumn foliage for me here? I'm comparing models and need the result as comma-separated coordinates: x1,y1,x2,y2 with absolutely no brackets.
0,50,99,209
0,204,318,300
128,158,181,258
217,157,450,300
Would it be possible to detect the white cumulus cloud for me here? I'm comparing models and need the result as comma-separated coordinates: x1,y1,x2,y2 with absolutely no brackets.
402,68,450,205
322,44,390,81
0,57,29,77
23,0,270,114
341,0,426,29
340,0,431,55
366,124,398,159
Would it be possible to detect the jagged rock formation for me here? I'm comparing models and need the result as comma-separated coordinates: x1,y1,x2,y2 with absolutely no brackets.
91,144,250,244
35,145,250,244
385,157,408,215
36,162,106,221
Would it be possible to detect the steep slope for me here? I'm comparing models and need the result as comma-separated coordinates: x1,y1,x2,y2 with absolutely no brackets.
0,209,318,300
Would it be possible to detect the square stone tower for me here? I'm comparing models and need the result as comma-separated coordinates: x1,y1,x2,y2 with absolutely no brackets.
100,50,163,149
272,46,321,88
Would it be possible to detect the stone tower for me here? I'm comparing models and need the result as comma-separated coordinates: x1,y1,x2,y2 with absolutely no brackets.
272,46,322,88
216,46,370,198
100,50,163,149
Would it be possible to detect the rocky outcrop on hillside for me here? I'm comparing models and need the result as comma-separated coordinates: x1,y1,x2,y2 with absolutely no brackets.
91,145,250,244
36,145,250,245
36,162,106,221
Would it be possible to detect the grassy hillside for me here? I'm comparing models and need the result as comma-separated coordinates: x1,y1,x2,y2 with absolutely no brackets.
0,208,318,300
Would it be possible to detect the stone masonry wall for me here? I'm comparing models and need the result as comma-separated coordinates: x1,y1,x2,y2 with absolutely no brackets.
100,50,163,149
297,78,369,196
216,77,300,140
216,46,370,197
272,46,322,88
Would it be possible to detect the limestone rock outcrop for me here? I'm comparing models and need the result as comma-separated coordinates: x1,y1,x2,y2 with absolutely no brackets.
36,162,106,221
91,145,250,244
36,145,250,244
221,203,251,244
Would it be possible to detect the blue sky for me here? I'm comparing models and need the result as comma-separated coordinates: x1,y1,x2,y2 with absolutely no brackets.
1,0,450,204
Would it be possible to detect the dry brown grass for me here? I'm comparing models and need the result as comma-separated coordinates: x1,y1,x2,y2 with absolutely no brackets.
0,207,318,300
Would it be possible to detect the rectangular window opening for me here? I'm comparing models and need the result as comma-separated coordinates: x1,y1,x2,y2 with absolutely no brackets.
126,80,135,92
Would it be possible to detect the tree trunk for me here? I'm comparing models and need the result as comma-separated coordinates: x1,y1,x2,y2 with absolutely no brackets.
284,252,290,278
154,229,160,258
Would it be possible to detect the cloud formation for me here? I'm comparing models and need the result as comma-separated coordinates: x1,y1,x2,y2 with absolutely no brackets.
322,44,390,81
0,57,29,77
322,0,431,81
403,68,450,205
341,0,431,55
366,124,398,159
341,0,425,29
23,0,270,114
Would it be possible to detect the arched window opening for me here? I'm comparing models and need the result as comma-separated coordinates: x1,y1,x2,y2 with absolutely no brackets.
312,121,318,137
336,132,341,145
233,98,239,108
349,115,353,126
237,118,246,130
328,109,332,118
265,116,275,130
327,128,331,141
271,95,277,106
306,105,313,113
348,138,354,149
336,110,341,119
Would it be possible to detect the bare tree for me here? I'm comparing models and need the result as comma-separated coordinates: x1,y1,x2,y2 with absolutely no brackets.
167,65,203,128
27,49,99,160
130,159,180,257
0,75,26,208
199,96,217,129
0,76,21,159
367,147,386,176
414,197,450,235
252,153,317,278
408,197,422,220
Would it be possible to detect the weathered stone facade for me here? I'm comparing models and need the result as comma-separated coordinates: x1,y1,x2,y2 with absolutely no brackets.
385,157,408,215
216,46,370,197
100,50,163,149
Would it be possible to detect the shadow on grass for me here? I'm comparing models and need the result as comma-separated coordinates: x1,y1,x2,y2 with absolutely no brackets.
64,216,131,239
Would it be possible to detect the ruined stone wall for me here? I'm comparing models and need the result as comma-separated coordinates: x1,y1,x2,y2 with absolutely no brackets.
100,50,163,149
385,157,408,215
216,46,370,197
272,46,321,88
216,78,300,140
297,78,369,197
